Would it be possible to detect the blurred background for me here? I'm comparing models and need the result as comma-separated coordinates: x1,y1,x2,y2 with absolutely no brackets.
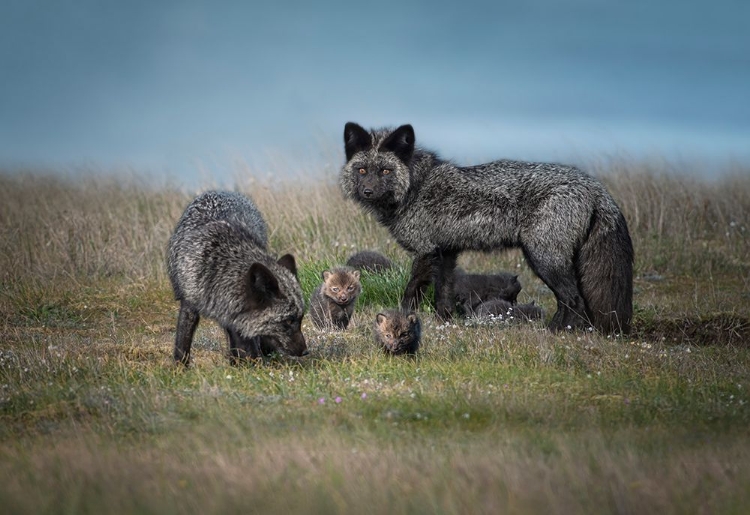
1,0,748,185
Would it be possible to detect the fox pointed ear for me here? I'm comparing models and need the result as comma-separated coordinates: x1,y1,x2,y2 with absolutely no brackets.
376,313,388,325
344,122,372,161
277,254,297,278
245,263,280,310
381,124,415,164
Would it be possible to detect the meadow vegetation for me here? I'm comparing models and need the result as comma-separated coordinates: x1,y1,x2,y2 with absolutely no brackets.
0,159,749,514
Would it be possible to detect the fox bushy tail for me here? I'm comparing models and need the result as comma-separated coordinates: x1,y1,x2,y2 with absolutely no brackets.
577,210,634,334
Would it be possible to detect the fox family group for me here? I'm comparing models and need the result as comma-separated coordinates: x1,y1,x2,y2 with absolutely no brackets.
167,122,633,365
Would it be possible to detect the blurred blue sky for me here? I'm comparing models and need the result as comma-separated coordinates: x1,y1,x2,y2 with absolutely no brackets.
1,0,748,181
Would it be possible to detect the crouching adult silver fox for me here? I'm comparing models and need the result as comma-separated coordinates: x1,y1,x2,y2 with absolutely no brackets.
167,191,308,365
340,122,634,334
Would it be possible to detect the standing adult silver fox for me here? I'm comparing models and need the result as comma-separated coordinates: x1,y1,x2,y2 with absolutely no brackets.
167,191,307,365
340,122,633,334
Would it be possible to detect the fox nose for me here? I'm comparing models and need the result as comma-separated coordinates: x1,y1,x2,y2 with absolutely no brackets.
362,188,373,197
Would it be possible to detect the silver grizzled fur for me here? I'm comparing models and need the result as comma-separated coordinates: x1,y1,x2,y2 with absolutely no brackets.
346,250,394,273
340,122,633,334
373,309,421,355
453,267,522,316
167,191,307,365
309,266,362,329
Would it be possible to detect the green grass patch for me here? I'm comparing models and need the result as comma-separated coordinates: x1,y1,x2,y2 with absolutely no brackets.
1,166,749,513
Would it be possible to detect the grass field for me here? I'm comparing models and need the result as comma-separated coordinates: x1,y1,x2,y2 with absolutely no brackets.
1,159,749,514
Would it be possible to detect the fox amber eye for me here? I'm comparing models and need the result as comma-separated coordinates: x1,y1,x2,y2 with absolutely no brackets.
358,168,366,175
382,169,391,175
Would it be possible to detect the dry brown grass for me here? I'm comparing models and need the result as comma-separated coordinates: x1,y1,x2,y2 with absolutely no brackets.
1,160,749,514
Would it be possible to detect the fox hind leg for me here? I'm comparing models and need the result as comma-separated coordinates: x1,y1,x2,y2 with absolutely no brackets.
522,246,589,331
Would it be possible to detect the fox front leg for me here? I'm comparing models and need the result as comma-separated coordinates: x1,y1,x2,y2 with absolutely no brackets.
401,251,440,312
226,329,262,365
433,250,459,321
174,303,200,366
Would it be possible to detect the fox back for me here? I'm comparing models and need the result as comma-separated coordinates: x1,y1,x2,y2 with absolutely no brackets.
167,191,306,361
309,267,362,329
475,299,546,322
454,268,522,315
374,310,421,355
346,250,393,273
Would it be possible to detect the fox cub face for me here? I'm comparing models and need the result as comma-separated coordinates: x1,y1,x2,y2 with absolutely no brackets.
374,310,421,355
341,122,415,204
321,267,362,305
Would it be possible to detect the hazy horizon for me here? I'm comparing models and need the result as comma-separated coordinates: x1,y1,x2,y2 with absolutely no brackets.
2,1,748,183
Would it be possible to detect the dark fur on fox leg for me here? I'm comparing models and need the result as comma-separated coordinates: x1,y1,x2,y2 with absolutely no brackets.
401,250,458,320
433,250,459,320
401,252,436,312
226,329,261,365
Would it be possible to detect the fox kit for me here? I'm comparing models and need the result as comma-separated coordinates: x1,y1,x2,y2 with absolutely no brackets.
309,267,362,329
346,250,394,273
167,191,307,365
475,299,546,322
340,122,633,333
453,268,522,315
374,309,422,355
